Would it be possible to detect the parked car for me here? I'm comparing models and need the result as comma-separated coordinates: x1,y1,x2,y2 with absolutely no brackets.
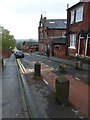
14,50,24,58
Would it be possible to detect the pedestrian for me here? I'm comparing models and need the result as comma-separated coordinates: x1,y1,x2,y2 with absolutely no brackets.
46,47,50,58
31,49,32,55
29,49,32,55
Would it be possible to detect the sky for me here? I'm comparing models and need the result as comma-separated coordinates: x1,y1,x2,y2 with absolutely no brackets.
0,0,79,40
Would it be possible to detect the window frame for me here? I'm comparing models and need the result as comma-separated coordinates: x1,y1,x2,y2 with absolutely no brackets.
69,34,76,49
75,6,83,23
70,10,75,24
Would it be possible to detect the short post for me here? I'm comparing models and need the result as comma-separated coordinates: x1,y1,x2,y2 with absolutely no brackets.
34,61,41,77
75,61,82,69
55,76,69,105
2,57,4,67
59,64,67,72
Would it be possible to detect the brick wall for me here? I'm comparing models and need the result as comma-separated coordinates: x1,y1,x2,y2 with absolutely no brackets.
1,50,12,58
54,45,66,57
47,29,66,36
68,2,90,57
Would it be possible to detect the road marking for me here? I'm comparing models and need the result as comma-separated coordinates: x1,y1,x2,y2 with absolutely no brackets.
47,60,52,62
41,67,54,72
17,59,26,73
43,79,48,85
45,64,49,67
75,77,80,81
17,59,56,74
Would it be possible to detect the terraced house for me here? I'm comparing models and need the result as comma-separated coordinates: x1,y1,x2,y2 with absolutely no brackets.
38,14,67,57
67,1,90,57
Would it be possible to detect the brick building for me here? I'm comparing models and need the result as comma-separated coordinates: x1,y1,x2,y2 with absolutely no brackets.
38,14,67,57
67,1,90,57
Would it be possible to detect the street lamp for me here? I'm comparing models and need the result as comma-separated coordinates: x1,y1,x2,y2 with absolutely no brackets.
65,4,69,56
0,26,2,53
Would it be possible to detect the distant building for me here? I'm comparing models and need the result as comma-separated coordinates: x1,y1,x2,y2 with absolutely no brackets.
67,1,90,57
38,14,67,57
22,41,38,52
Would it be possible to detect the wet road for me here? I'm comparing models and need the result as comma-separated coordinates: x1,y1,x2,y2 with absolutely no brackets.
21,53,88,84
19,53,89,118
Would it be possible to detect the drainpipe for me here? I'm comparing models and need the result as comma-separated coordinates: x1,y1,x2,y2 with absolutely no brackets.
85,34,88,56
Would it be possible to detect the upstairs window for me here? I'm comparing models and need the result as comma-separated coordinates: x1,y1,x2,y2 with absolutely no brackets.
69,34,76,49
70,11,75,24
75,6,83,23
62,31,66,37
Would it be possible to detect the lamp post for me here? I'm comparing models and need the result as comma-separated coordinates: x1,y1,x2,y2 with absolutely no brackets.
65,4,69,56
0,26,2,56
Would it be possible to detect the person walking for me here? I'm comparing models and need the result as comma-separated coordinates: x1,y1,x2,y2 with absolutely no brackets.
46,47,50,58
29,49,32,55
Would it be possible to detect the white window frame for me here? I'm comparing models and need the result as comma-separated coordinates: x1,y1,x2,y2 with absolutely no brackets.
62,31,66,37
70,10,75,24
75,6,83,23
69,34,76,49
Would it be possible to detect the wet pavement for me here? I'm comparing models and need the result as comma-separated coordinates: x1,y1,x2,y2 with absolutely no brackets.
2,54,29,118
0,65,2,119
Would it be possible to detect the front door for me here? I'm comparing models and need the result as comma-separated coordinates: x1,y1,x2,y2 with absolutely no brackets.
87,37,90,56
79,38,85,55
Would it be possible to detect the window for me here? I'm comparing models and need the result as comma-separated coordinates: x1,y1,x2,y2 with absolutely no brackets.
69,34,76,48
62,32,66,37
70,11,75,24
75,6,83,23
55,45,60,49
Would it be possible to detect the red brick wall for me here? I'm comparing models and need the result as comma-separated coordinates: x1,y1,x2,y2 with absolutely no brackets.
54,45,66,57
1,50,11,58
38,16,66,57
47,29,66,36
68,2,90,56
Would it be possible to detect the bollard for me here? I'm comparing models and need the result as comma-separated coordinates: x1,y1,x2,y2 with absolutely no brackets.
55,76,69,105
34,61,41,77
2,57,4,67
59,64,67,72
75,61,82,69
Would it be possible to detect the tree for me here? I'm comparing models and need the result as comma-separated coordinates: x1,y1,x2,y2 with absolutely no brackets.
0,26,16,51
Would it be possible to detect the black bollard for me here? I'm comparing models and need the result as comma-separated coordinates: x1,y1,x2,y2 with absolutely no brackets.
34,61,41,77
2,57,4,67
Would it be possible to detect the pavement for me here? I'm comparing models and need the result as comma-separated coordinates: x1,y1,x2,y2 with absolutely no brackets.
2,54,29,119
0,60,2,120
2,53,90,119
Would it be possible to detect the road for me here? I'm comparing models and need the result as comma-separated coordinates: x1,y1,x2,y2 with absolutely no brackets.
18,52,89,118
2,53,89,118
20,53,88,84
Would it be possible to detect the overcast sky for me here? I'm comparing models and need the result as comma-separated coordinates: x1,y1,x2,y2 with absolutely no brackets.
0,0,79,40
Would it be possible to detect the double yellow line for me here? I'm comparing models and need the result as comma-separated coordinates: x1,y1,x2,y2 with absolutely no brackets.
41,67,54,72
17,59,57,74
17,59,26,73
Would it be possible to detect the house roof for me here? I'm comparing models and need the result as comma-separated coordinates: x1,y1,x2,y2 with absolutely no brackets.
67,2,84,10
46,19,67,29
